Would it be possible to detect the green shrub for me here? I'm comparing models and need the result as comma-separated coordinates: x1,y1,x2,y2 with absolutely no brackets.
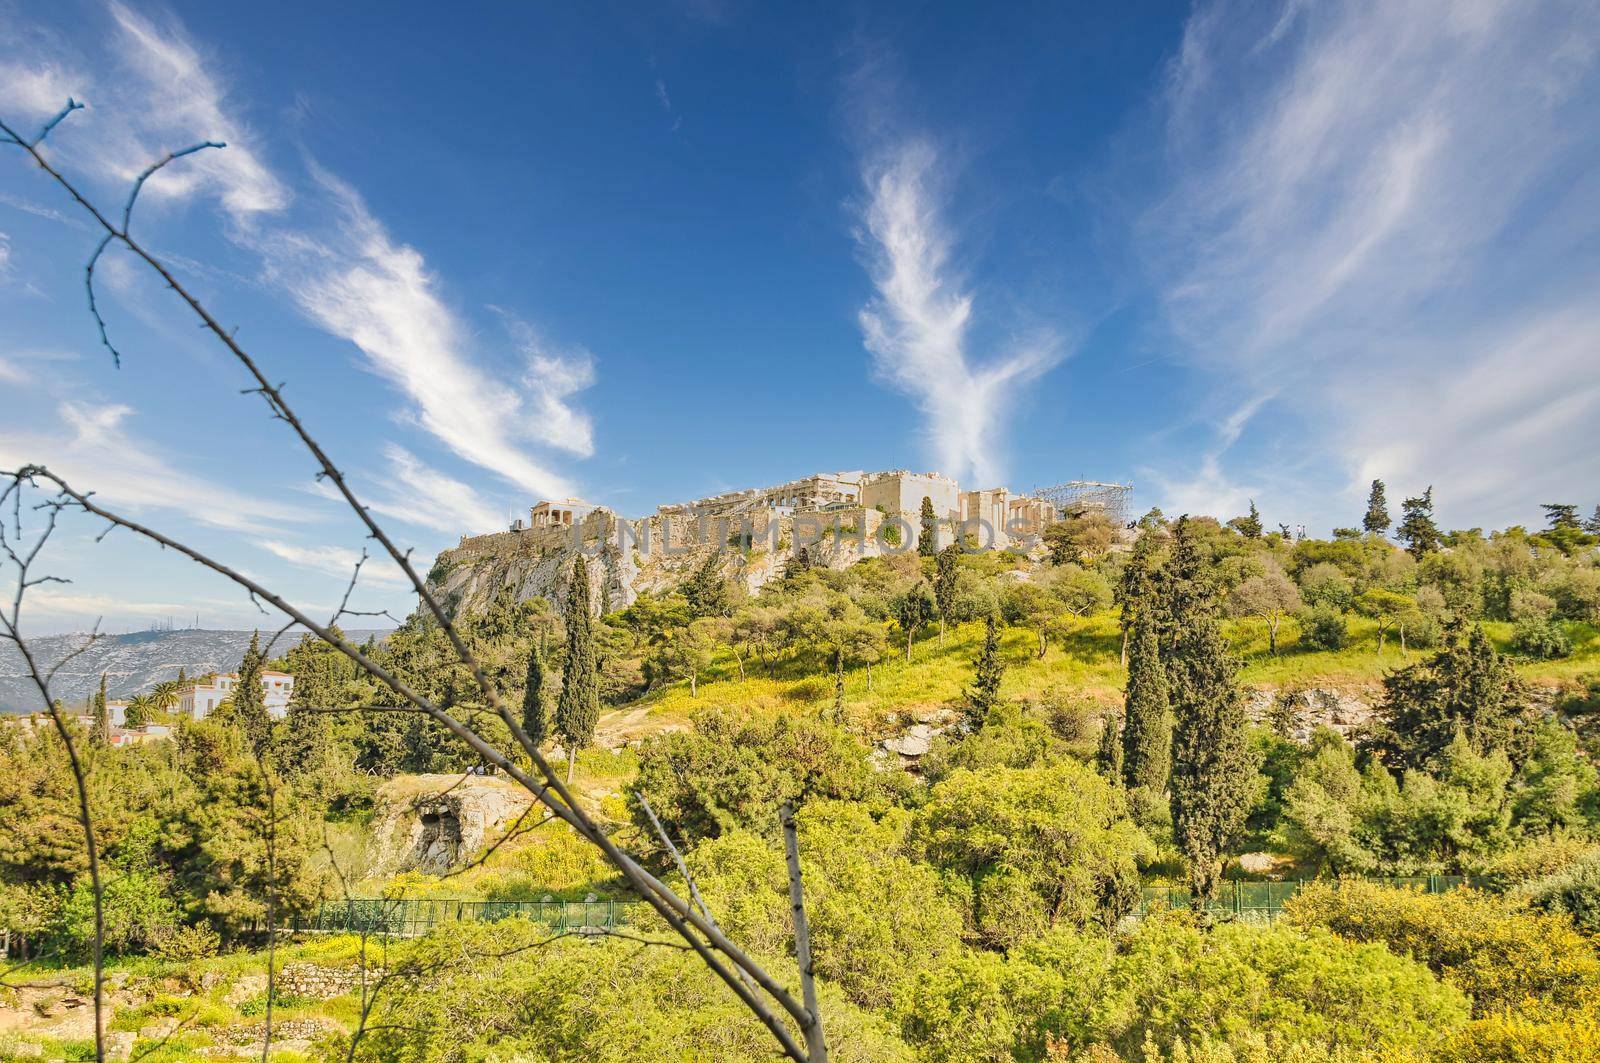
898,915,1465,1061
689,802,967,1010
631,708,898,843
895,945,1071,1062
1477,835,1599,891
1282,881,1600,1014
1436,1002,1600,1062
1558,673,1600,716
1519,851,1600,933
1511,618,1572,659
1095,916,1466,1057
237,991,317,1016
1404,610,1444,649
912,763,1152,946
58,870,178,957
1300,605,1349,650
154,921,220,961
362,920,913,1061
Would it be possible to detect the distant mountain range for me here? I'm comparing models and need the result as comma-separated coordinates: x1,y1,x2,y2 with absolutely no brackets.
0,628,392,713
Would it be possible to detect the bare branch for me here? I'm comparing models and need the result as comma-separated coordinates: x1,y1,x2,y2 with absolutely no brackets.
0,472,106,1063
781,801,827,1063
30,98,83,146
122,142,225,234
84,234,120,367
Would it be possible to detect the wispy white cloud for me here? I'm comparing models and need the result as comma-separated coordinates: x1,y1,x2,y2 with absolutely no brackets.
654,78,683,132
256,169,585,499
0,348,76,386
4,3,595,506
250,537,408,587
106,8,592,500
369,444,506,536
1,0,601,512
1140,0,1600,528
1141,391,1276,521
856,142,1064,486
0,401,305,534
25,589,246,625
0,55,83,122
102,1,287,219
495,309,597,458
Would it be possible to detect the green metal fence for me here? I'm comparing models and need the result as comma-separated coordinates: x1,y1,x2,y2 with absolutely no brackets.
1137,875,1478,922
303,896,637,937
303,875,1481,938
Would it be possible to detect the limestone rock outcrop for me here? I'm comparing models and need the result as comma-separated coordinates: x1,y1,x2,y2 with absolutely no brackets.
367,773,533,876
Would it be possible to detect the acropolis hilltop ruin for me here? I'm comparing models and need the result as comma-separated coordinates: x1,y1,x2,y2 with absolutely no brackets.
491,470,1129,555
434,469,1131,617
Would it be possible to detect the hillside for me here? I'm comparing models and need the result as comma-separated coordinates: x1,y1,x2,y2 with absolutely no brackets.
6,516,1600,1061
0,628,393,713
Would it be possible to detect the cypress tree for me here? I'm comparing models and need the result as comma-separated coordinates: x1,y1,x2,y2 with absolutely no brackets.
90,673,109,746
934,544,961,644
1116,528,1162,667
1397,487,1441,557
1164,517,1252,905
1096,705,1124,785
279,627,345,779
1120,608,1171,792
1363,479,1391,535
232,630,271,756
964,614,1005,728
1235,501,1263,539
521,642,547,745
918,495,938,556
556,554,600,782
1541,503,1581,531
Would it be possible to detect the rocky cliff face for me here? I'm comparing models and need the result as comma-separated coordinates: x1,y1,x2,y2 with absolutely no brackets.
426,508,914,619
1244,686,1381,741
1243,681,1572,743
367,773,534,876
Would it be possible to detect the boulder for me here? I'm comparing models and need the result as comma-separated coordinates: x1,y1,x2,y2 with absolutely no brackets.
881,723,938,758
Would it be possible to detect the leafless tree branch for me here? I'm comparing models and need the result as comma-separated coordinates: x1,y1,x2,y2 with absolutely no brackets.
0,474,105,1062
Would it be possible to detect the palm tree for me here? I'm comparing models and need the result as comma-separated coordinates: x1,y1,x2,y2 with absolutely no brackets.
151,680,180,716
124,693,154,729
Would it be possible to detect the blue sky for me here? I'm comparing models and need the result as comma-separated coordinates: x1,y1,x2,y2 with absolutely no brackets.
2,0,1598,633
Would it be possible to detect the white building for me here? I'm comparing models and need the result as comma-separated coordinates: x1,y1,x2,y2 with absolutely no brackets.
179,670,294,721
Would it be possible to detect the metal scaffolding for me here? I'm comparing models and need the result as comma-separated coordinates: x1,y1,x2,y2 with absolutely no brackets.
1032,480,1133,526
